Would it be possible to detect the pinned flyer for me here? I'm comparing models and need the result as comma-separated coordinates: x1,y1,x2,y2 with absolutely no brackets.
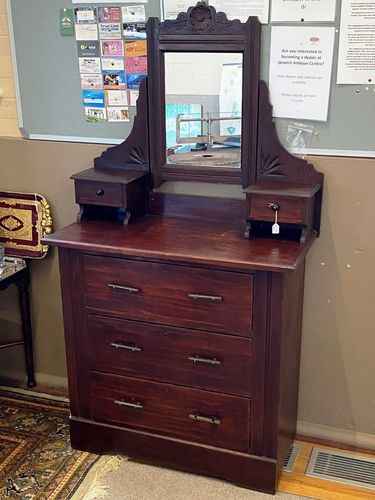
107,107,131,122
269,26,335,121
271,0,336,22
122,6,146,23
101,40,124,57
98,7,121,23
85,107,107,123
337,0,375,84
79,57,101,74
81,74,103,90
74,7,97,24
106,90,128,106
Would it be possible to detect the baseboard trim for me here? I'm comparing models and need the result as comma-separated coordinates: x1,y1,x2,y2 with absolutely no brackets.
297,420,375,451
0,369,68,390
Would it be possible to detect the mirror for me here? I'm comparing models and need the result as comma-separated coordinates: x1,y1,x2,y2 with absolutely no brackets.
165,52,243,168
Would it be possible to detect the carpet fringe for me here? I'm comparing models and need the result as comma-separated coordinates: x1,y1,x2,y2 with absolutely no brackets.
71,455,126,500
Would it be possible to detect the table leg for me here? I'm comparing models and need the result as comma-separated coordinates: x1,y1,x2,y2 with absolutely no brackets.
16,266,36,388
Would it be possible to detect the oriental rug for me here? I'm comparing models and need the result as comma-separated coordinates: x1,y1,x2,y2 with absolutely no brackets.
0,390,99,499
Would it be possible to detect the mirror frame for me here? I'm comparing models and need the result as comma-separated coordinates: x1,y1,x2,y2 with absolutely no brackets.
146,2,261,188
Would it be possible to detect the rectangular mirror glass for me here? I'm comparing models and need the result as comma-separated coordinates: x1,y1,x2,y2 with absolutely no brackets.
165,52,243,168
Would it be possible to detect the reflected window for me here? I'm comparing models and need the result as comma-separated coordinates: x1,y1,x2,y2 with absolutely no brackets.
165,52,242,168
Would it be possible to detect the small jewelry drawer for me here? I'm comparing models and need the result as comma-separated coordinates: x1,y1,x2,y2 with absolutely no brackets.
87,315,252,397
90,371,251,452
249,195,304,224
83,255,254,336
75,180,123,207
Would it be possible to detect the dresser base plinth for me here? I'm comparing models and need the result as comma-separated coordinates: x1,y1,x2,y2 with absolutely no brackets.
70,417,278,495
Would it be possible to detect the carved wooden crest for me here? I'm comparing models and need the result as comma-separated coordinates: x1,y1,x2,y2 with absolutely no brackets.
161,2,243,35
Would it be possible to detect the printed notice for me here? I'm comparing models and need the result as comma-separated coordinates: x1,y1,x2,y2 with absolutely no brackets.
99,23,122,39
75,24,98,41
210,0,269,24
102,58,125,71
163,0,269,23
106,90,128,106
81,74,103,89
122,5,146,23
271,0,336,22
163,1,194,19
107,107,130,122
337,0,375,83
74,0,147,3
79,57,101,73
269,27,335,121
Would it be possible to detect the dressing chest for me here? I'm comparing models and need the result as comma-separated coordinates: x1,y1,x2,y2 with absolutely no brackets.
46,4,323,494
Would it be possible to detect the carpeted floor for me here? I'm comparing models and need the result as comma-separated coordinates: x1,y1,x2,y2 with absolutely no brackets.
0,389,307,500
73,457,309,500
0,390,99,499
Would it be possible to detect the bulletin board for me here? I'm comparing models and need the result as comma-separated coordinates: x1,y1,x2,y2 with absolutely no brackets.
7,0,375,156
8,0,160,144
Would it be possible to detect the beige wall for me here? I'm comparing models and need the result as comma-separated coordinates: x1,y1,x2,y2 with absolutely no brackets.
0,0,21,137
1,138,374,443
1,3,374,446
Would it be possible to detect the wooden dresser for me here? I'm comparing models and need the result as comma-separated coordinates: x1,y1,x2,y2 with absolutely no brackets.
47,216,313,494
45,5,324,494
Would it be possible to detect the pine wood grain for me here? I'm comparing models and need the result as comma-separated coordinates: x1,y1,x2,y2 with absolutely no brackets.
279,441,375,500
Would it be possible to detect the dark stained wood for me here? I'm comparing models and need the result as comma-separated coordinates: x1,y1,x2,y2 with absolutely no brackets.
71,168,148,224
245,181,321,198
94,79,149,170
70,417,278,494
48,4,324,495
0,263,35,388
90,371,251,452
57,249,91,418
45,218,315,273
52,233,312,493
255,80,324,234
249,195,304,224
71,167,147,184
87,315,252,396
276,263,305,476
148,7,261,188
75,180,123,207
256,82,324,187
83,254,253,335
149,192,245,223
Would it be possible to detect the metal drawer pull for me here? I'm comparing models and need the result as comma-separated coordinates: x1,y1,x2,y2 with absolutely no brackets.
188,355,221,366
114,399,143,410
110,342,142,352
188,293,222,303
189,413,221,425
108,284,139,293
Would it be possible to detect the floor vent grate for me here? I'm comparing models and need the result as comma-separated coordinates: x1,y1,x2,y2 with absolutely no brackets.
283,443,300,472
306,447,375,490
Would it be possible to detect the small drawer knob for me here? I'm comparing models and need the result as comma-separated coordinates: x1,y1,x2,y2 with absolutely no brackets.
96,188,105,196
268,202,280,211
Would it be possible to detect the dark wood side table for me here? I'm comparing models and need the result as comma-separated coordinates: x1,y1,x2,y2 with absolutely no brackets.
0,259,36,388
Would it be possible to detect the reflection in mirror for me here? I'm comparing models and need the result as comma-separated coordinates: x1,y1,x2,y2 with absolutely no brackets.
165,52,243,168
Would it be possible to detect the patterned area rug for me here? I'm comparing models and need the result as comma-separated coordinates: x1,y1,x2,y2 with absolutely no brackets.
0,390,99,499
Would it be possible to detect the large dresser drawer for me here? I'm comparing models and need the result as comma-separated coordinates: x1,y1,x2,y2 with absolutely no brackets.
90,372,251,452
84,255,253,336
87,314,252,397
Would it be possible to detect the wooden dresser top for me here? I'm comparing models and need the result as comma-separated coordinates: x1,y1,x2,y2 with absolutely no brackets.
45,216,315,272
